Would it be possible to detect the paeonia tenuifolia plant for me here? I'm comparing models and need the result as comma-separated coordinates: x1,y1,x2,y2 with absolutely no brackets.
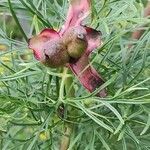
29,0,107,97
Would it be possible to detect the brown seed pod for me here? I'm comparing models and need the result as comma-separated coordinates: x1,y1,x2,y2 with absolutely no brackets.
43,39,70,68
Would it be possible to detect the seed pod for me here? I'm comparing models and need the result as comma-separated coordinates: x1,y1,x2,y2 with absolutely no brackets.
29,29,70,68
62,26,88,59
43,39,70,68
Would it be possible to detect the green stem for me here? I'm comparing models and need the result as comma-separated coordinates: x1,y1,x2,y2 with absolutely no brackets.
59,68,75,150
65,74,75,98
59,67,68,100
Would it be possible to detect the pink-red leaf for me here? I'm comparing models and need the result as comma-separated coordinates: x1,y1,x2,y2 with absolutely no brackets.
85,26,102,55
69,54,107,97
60,0,91,35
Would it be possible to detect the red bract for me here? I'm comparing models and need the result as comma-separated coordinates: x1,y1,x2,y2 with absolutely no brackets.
29,0,107,97
59,0,91,35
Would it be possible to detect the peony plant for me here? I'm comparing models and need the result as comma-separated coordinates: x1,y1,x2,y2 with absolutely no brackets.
29,0,107,97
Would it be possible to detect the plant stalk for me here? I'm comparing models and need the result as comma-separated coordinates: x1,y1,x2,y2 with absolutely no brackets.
59,68,75,150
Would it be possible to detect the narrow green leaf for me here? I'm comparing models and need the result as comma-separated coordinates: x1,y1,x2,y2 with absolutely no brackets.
7,0,28,42
19,0,52,28
140,114,150,135
101,101,124,124
95,130,111,150
122,138,127,150
76,102,114,133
